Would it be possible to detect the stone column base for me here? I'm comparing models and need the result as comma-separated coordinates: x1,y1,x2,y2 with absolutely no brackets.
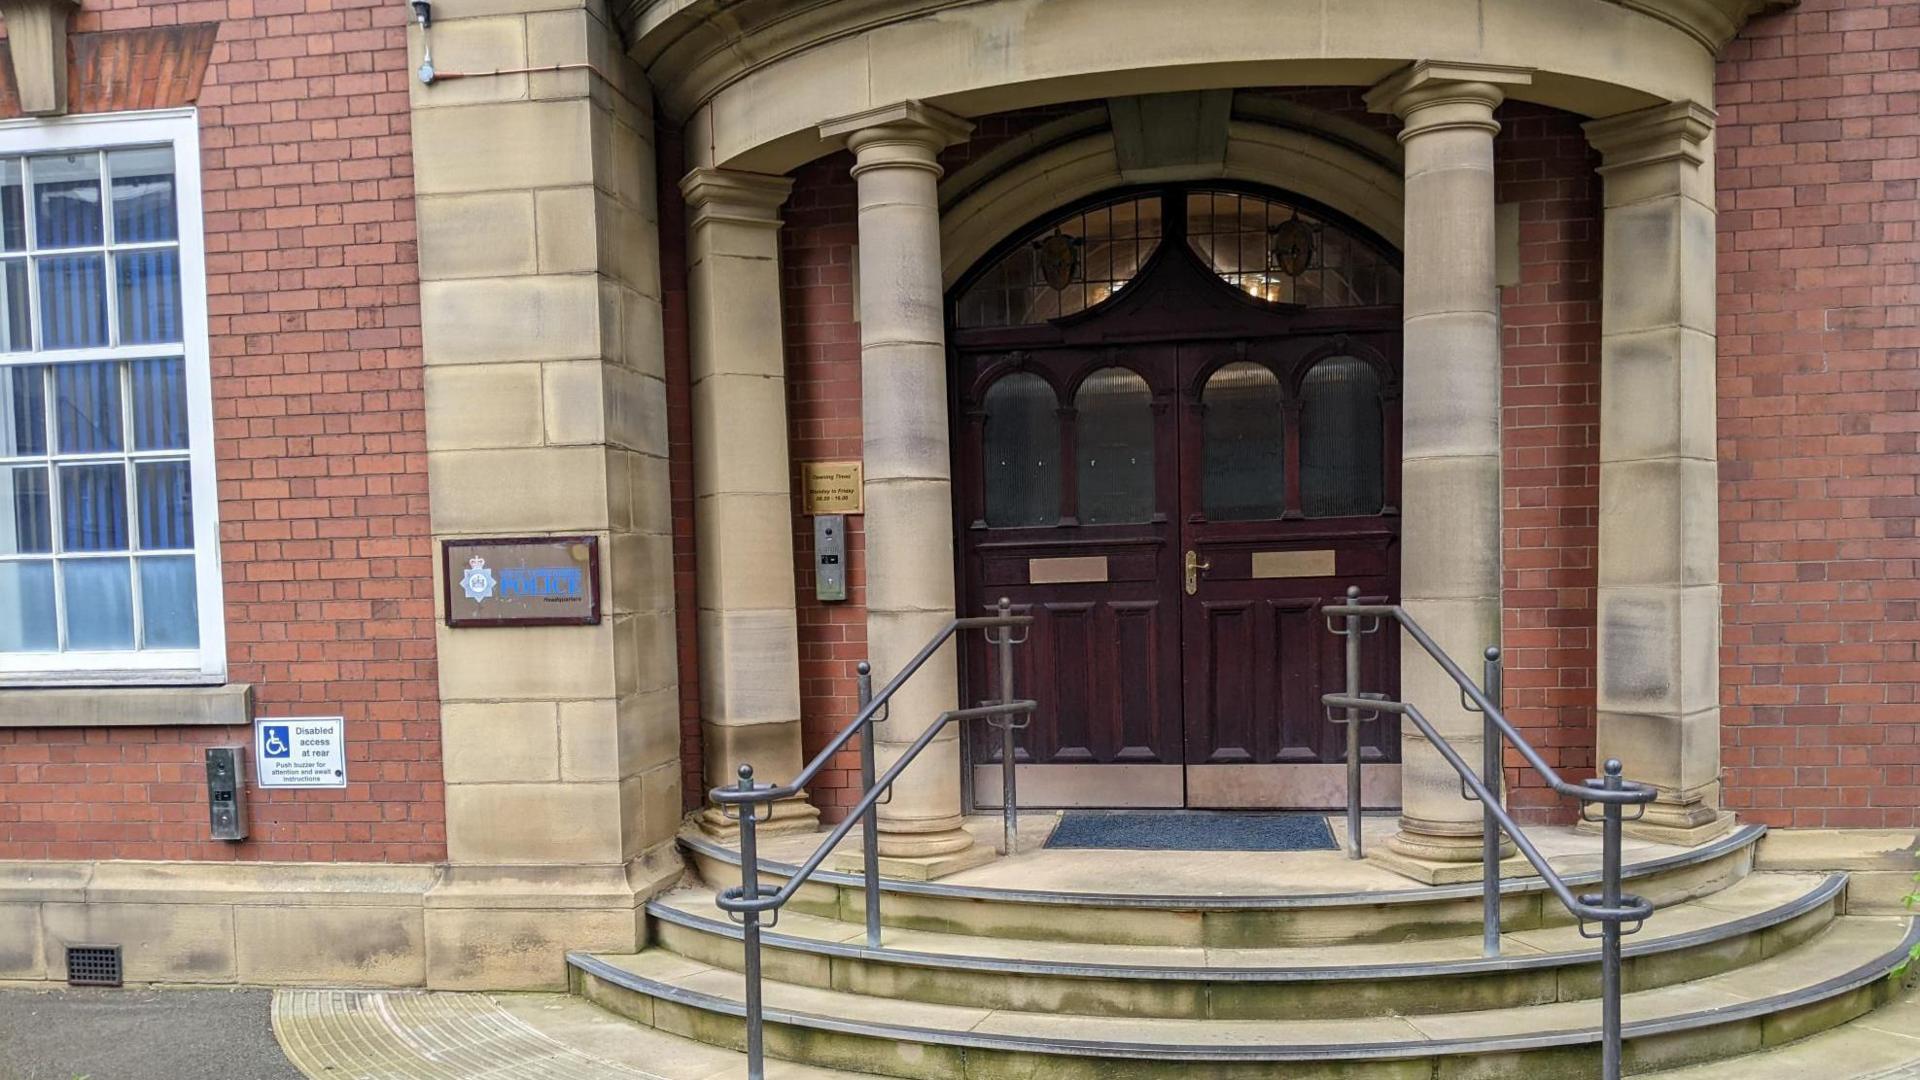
1371,842,1524,886
827,841,997,882
1385,816,1516,866
694,794,822,842
424,850,679,991
1591,809,1737,848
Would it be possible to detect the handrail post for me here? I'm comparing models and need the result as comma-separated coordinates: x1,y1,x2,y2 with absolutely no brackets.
1600,758,1626,1080
1481,646,1504,958
856,662,882,949
1343,585,1364,860
734,764,767,1080
996,596,1019,857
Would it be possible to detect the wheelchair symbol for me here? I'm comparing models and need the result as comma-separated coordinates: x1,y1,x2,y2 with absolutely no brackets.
262,726,291,758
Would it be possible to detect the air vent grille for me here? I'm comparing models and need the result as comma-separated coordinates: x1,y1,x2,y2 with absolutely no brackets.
66,945,122,987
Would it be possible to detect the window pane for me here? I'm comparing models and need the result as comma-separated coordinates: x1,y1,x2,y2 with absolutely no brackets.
1074,367,1154,525
109,148,177,243
1201,361,1286,522
139,555,198,648
31,153,103,248
1,465,50,553
59,462,128,551
1300,356,1385,518
136,459,193,549
3,258,29,350
131,358,188,450
55,360,122,452
38,254,108,348
955,195,1162,328
62,557,133,650
0,159,23,253
0,560,55,650
2,364,45,455
982,372,1060,527
117,249,183,344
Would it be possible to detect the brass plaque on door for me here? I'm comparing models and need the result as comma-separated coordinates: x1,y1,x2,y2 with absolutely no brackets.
1028,556,1109,584
1251,549,1337,579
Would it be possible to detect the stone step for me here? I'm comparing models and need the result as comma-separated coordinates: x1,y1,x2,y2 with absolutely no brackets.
682,824,1766,947
1641,987,1920,1078
646,871,1846,1019
570,915,1917,1079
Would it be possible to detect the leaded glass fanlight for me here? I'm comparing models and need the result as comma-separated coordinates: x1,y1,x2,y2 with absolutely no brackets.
956,187,1400,329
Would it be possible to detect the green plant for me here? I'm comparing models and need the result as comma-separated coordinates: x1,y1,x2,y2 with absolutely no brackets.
1897,870,1920,979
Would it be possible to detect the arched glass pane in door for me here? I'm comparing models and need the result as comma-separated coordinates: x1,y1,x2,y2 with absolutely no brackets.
1299,355,1384,518
1074,367,1154,524
954,195,1164,328
1201,361,1286,521
981,372,1060,527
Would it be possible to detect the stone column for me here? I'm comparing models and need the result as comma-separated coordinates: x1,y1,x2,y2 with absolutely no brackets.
1365,62,1531,878
1584,102,1733,845
680,168,820,838
819,102,989,872
412,5,680,987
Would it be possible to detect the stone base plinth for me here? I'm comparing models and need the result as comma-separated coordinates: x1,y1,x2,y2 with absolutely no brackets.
828,842,997,882
1369,845,1529,886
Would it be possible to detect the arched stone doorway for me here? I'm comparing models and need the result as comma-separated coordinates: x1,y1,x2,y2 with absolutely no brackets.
949,183,1404,809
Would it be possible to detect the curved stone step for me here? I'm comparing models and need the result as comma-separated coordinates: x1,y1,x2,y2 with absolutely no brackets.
645,871,1846,1019
571,915,1917,1080
682,824,1767,947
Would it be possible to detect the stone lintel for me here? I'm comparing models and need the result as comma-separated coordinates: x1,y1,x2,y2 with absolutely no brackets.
1363,60,1534,117
0,0,80,116
679,167,793,227
1584,100,1717,173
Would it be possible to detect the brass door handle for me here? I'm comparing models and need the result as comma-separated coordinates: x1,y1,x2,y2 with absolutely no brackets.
1184,549,1211,595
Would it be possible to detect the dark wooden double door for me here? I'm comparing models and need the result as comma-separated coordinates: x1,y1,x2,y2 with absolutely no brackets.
954,207,1403,809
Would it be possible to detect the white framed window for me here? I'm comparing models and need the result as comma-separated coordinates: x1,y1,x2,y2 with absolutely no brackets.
0,109,223,685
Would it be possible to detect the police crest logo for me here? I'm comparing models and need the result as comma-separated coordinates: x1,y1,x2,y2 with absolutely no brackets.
459,555,497,603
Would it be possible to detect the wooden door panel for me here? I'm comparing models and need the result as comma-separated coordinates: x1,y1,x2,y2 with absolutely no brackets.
966,589,1183,768
1109,600,1169,760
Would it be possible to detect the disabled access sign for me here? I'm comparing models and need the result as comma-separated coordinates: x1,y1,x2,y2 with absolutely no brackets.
254,716,348,788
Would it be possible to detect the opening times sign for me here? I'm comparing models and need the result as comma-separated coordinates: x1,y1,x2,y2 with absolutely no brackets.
255,716,348,789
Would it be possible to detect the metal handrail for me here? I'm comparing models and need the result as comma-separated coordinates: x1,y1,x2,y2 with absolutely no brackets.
710,598,1035,1080
1322,586,1658,1080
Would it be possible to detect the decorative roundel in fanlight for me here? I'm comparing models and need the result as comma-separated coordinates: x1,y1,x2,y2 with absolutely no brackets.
1268,217,1316,277
1034,231,1084,292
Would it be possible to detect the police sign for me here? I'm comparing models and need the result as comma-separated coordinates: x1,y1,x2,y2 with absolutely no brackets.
442,536,601,627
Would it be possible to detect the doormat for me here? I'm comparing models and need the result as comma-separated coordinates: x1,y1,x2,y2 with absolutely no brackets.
1043,811,1338,852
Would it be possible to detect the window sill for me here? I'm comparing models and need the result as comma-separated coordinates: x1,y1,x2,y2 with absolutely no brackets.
0,683,253,728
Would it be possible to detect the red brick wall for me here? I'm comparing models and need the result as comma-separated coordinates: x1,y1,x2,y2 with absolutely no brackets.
1715,0,1920,828
657,129,707,813
782,153,868,822
0,0,440,863
1495,106,1604,822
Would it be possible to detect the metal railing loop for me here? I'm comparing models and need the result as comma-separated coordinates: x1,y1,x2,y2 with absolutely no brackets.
710,598,1036,1080
1322,585,1658,1080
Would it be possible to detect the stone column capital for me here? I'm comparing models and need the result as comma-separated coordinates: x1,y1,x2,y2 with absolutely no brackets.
820,101,975,178
1584,100,1717,172
1365,61,1533,140
679,167,793,230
